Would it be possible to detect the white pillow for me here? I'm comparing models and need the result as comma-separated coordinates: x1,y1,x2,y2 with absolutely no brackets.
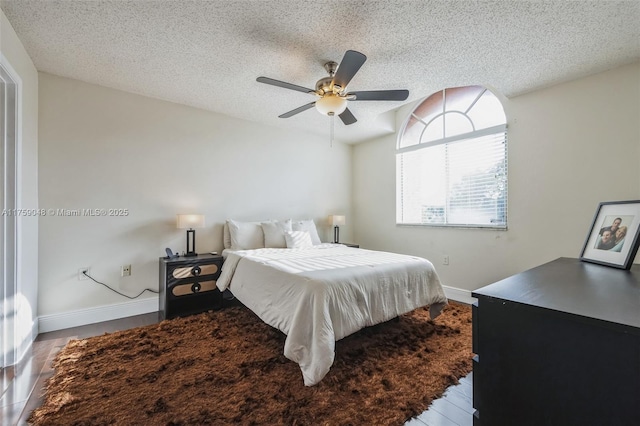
227,219,265,250
261,219,292,248
285,231,313,249
223,222,232,249
291,219,321,245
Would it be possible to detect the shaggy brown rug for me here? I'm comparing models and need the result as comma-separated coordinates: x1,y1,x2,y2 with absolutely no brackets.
29,302,472,426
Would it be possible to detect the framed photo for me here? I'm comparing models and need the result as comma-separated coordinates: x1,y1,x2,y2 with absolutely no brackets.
580,200,640,270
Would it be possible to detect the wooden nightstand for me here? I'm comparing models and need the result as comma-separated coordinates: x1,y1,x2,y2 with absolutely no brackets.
159,253,223,319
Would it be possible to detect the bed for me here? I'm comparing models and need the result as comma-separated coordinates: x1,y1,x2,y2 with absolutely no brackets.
217,219,448,386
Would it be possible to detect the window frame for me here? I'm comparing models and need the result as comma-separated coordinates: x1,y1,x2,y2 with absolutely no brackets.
396,86,508,229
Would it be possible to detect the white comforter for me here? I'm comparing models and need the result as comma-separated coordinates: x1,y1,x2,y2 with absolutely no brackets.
217,244,447,386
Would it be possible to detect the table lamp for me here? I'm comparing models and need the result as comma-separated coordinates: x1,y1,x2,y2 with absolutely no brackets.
329,215,346,243
176,214,205,257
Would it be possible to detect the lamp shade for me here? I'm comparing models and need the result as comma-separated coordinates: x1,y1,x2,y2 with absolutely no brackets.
329,215,346,226
315,94,348,116
176,214,205,229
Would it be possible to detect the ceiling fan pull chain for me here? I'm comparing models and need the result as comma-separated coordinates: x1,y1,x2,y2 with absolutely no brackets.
330,114,335,147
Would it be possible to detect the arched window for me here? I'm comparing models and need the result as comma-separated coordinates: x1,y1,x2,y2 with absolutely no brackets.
396,85,507,228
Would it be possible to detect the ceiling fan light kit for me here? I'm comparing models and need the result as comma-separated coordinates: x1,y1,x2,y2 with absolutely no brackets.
257,50,409,127
315,94,348,116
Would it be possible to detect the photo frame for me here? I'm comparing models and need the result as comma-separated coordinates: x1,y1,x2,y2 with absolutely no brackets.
580,200,640,270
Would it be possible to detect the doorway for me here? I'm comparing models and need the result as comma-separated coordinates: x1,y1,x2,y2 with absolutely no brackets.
1,56,19,393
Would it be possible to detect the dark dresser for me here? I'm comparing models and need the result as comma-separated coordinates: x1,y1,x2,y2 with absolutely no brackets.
472,257,640,426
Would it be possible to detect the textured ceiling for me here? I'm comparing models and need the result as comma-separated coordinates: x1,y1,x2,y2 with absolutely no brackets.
1,0,639,144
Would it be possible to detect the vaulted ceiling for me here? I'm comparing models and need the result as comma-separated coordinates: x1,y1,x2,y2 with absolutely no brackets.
2,0,639,143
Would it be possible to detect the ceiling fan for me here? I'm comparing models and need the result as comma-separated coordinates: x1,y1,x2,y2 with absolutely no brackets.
257,50,409,126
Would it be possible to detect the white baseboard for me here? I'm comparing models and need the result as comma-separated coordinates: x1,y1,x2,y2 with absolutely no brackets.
443,285,477,305
38,297,158,333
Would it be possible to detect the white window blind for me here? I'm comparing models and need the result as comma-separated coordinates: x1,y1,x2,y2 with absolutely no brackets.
397,130,507,227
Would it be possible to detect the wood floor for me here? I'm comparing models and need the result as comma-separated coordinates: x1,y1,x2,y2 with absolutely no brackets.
0,312,474,426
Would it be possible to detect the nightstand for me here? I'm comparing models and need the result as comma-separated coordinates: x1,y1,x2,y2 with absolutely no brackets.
341,243,359,248
159,253,223,319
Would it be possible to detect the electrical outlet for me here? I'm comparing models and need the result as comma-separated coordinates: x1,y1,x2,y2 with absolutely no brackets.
442,255,449,266
121,264,131,277
78,267,90,280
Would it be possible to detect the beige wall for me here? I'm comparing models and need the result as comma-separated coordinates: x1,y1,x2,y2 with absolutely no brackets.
353,63,640,291
1,9,39,354
38,73,352,318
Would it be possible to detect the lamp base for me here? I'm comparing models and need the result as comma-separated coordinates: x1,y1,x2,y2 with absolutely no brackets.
185,229,197,257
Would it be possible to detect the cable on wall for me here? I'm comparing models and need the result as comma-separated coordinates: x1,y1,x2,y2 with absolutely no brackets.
82,270,158,299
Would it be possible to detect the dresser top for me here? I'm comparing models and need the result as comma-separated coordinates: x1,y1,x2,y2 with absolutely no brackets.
472,257,640,329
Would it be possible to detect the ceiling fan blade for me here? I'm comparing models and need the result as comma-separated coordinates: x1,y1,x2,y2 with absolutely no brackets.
279,102,316,118
333,50,367,89
348,90,409,101
257,77,315,94
338,108,357,125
